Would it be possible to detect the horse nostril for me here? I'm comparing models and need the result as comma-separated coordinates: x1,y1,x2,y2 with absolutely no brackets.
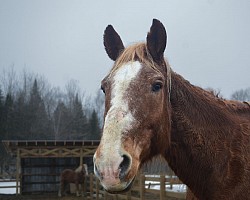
119,154,131,180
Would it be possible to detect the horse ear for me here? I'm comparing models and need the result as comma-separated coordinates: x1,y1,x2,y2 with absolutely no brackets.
104,25,125,61
146,19,167,63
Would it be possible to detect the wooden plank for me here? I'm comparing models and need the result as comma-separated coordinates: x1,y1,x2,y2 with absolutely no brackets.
89,173,93,200
145,188,160,194
80,148,83,165
145,176,180,182
130,185,140,191
130,197,140,200
16,148,20,195
0,185,18,188
20,148,39,157
22,181,59,184
165,190,186,199
0,174,16,179
18,147,95,158
96,177,100,200
160,174,165,200
4,140,99,157
98,190,106,194
21,173,60,176
39,148,61,156
139,174,145,200
126,190,131,200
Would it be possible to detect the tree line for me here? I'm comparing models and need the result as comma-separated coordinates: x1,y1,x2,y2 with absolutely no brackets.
0,68,104,142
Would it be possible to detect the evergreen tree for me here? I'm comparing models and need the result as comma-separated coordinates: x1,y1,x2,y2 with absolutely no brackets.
88,109,100,140
53,101,71,139
3,93,15,139
0,88,7,172
13,92,29,139
69,94,88,139
28,79,50,139
0,88,4,134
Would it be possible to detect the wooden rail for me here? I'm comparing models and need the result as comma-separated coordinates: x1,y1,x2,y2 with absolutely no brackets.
86,173,186,200
0,174,20,194
0,173,186,199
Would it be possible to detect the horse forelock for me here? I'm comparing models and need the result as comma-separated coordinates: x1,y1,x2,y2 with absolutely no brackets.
109,43,167,76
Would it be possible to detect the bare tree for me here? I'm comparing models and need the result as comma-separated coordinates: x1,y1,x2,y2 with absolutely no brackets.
231,87,250,101
36,75,65,118
65,79,82,111
0,65,19,97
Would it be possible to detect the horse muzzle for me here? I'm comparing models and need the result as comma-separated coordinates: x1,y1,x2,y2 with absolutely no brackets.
93,152,137,193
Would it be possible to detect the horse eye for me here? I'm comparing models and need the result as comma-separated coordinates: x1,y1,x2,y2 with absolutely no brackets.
152,82,162,92
101,85,105,94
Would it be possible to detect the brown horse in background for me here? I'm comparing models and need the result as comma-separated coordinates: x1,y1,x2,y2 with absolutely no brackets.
58,164,88,197
93,19,250,200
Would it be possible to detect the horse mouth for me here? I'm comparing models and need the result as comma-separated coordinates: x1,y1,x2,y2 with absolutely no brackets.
103,176,136,194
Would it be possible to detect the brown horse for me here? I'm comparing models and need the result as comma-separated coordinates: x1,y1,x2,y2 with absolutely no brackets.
93,19,250,200
58,164,88,197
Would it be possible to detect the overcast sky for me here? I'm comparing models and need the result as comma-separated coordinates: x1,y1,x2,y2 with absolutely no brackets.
0,0,249,99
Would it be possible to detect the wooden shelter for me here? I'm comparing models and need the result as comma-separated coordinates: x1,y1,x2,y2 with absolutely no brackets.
2,140,99,194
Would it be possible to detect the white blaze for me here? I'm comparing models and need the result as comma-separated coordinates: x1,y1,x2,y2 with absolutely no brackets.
100,61,142,166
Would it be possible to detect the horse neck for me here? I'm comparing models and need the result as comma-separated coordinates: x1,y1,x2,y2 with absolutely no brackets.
166,72,238,199
79,171,84,176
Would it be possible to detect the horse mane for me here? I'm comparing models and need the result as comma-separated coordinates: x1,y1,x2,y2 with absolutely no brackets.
167,71,250,199
83,164,88,175
75,165,83,173
74,164,88,175
170,72,237,126
224,100,250,117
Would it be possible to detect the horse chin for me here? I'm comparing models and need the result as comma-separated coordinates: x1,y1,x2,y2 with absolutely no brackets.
103,176,136,194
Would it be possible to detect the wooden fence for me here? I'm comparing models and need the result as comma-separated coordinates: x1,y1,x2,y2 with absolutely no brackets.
0,173,186,200
85,173,186,200
0,174,20,194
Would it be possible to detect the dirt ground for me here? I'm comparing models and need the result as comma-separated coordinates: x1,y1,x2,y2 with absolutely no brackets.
0,193,181,200
0,194,88,200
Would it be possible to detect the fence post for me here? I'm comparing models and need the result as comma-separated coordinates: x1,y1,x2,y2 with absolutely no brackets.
170,170,174,189
16,148,20,195
90,173,94,200
126,190,131,200
83,174,87,199
104,191,108,200
140,174,145,200
96,176,100,200
80,148,83,165
160,174,165,200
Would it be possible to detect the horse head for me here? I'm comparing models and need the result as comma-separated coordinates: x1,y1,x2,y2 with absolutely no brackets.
83,164,88,176
75,164,88,176
94,19,172,193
